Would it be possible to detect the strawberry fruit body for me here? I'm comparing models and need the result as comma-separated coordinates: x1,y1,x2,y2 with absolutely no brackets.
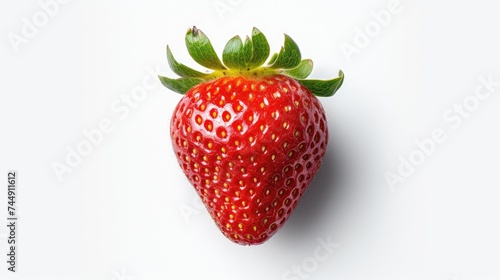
160,27,344,245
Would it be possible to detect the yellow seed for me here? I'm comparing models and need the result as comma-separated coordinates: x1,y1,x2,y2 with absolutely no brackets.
286,179,292,185
261,146,266,152
234,234,238,239
226,223,231,229
237,125,242,131
217,212,221,217
243,213,248,218
225,197,230,202
200,104,206,111
271,154,276,161
207,123,213,131
263,218,268,224
253,225,257,231
182,140,188,147
235,140,240,146
221,130,227,137
260,125,264,131
247,234,252,240
260,102,265,108
239,180,244,186
207,142,213,149
235,191,240,197
196,116,202,124
221,147,226,153
238,223,243,229
236,105,242,111
192,148,198,155
215,190,220,195
240,167,246,173
250,156,255,162
288,151,294,157
242,201,246,207
217,155,222,160
253,177,258,183
282,122,288,128
229,214,234,219
260,167,265,173
231,205,236,210
187,126,191,132
271,134,276,141
249,136,254,143
248,115,253,122
279,189,284,195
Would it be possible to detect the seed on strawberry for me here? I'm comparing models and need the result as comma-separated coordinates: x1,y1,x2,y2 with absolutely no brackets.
159,27,344,245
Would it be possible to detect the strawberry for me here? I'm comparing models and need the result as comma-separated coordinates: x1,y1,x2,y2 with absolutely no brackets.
159,27,344,245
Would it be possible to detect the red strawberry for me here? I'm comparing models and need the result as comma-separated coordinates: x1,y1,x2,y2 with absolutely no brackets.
160,27,344,245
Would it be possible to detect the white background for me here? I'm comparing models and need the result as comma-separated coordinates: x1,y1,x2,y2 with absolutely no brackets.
1,0,500,279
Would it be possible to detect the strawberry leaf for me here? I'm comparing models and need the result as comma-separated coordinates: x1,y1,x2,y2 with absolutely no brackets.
185,27,226,71
248,27,270,69
167,46,209,78
283,59,313,79
268,35,301,69
268,53,278,65
223,35,253,70
158,75,204,94
298,70,344,97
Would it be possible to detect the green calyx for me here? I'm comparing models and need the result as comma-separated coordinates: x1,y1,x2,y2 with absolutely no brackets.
159,26,344,97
